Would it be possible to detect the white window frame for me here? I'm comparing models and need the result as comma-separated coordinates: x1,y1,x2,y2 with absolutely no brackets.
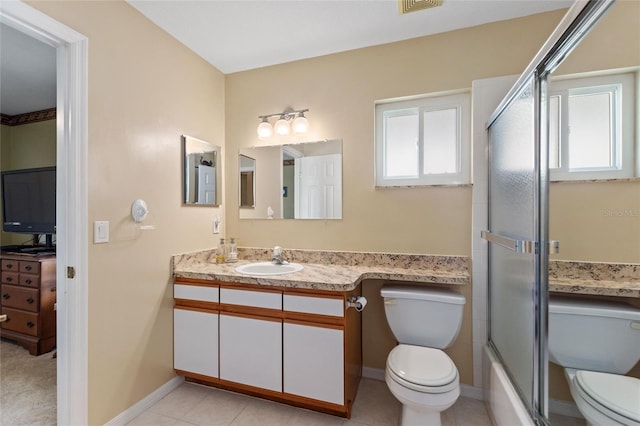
548,72,636,181
375,91,470,187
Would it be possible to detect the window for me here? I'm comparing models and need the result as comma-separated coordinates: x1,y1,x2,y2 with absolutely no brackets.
375,92,470,186
548,72,636,181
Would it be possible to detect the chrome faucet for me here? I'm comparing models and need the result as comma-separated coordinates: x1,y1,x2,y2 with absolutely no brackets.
272,246,288,265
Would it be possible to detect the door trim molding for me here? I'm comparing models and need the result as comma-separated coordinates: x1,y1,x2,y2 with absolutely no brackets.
0,2,89,425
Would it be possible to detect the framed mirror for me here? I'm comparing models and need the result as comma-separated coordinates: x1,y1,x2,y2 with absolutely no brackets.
239,154,256,208
182,135,221,206
239,139,342,220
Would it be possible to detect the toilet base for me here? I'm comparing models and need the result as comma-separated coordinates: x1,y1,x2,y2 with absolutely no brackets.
385,369,460,426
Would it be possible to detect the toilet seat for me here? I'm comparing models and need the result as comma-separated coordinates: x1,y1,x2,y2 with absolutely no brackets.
386,345,459,394
574,370,640,425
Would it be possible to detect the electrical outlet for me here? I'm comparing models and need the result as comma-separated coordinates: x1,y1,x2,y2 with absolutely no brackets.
213,216,221,234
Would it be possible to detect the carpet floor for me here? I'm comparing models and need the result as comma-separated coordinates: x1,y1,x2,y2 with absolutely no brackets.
0,339,56,425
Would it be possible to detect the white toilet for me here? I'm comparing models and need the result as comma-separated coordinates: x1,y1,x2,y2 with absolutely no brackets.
549,295,640,426
381,284,465,426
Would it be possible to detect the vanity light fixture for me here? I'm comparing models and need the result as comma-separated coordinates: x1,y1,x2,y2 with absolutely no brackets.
257,108,309,139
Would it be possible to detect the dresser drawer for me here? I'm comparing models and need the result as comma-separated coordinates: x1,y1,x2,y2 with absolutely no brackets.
2,271,19,285
19,261,40,274
19,274,40,288
2,285,39,312
1,307,39,336
174,284,219,303
1,259,19,271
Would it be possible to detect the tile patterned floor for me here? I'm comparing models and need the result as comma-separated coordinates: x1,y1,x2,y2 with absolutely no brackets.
127,378,585,426
127,378,491,426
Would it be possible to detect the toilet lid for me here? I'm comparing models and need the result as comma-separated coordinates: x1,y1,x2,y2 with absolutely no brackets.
575,370,640,423
387,345,458,387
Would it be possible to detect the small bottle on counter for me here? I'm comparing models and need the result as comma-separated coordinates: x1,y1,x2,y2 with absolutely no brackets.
227,238,238,262
216,238,226,264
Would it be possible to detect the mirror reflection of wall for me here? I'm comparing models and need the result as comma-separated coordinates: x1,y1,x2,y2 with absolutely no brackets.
182,135,221,206
239,139,342,220
239,154,256,208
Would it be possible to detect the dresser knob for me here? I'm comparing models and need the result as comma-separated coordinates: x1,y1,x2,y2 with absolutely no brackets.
25,279,32,285
2,294,9,300
25,265,32,271
26,321,34,328
6,277,13,282
6,264,13,269
26,297,34,304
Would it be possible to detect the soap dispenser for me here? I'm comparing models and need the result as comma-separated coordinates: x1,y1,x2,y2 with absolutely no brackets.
227,238,238,262
216,238,226,264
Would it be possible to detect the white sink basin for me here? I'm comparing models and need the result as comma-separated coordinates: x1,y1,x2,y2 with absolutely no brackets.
235,262,304,276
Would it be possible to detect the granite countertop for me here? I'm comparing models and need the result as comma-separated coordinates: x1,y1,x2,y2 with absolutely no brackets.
172,248,470,291
549,260,640,298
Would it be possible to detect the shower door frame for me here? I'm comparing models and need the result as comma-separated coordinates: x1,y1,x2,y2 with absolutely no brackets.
484,0,616,423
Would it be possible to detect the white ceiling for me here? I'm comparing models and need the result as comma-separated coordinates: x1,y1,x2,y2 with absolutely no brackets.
1,0,571,115
127,0,571,74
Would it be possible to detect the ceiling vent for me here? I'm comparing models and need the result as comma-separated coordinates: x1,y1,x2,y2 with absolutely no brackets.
398,0,443,14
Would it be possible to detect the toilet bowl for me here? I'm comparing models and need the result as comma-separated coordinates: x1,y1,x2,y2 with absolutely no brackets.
549,296,640,426
564,368,640,426
381,285,465,426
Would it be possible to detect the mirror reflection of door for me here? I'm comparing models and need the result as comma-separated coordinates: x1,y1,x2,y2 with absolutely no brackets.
239,155,256,208
182,135,220,206
294,153,342,219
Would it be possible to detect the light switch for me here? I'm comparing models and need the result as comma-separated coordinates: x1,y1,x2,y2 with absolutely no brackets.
94,221,109,244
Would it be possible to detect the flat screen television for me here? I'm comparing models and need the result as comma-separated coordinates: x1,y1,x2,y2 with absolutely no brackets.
1,167,56,251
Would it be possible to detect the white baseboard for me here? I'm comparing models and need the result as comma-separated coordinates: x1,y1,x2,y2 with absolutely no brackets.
549,398,583,419
362,366,483,400
105,375,185,425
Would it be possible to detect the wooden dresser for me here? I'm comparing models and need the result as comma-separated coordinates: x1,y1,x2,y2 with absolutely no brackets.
0,252,56,355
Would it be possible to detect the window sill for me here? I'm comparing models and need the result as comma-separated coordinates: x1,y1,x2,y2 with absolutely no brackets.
550,177,640,184
375,183,472,189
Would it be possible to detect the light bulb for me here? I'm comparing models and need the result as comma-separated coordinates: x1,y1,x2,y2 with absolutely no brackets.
293,113,309,134
274,117,291,136
257,119,273,139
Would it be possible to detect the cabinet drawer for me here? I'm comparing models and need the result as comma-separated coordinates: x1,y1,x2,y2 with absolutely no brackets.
221,288,282,310
1,285,39,312
2,271,19,285
174,284,219,303
19,274,39,288
1,307,39,336
283,294,344,317
1,259,18,271
19,261,40,274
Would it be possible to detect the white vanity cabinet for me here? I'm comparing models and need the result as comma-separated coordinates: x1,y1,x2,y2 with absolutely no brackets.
173,278,362,418
219,287,283,392
173,282,219,378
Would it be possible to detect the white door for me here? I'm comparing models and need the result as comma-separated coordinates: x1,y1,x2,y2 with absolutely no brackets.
295,154,342,219
283,321,344,405
174,308,218,378
219,314,282,392
197,164,215,204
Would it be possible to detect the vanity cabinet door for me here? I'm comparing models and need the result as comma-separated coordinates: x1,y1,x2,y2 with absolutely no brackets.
219,313,282,392
283,321,344,405
174,308,218,378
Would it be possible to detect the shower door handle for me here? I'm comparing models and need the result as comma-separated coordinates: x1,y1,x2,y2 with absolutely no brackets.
481,231,559,254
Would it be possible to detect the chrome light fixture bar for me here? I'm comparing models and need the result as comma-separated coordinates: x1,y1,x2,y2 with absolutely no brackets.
257,108,309,139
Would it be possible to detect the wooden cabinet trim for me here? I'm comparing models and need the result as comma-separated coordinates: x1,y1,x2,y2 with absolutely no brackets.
174,277,221,287
219,309,282,323
283,311,345,327
174,305,218,314
284,317,344,331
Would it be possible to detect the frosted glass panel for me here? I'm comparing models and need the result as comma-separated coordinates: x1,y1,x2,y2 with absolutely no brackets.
423,108,457,174
384,112,418,177
488,78,536,409
568,92,612,169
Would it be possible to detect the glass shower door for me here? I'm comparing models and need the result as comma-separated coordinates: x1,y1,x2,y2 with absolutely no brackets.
485,74,547,418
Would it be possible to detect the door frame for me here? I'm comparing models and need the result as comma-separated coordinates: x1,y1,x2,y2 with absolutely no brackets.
0,2,89,425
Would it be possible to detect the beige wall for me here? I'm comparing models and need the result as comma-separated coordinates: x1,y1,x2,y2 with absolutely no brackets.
0,120,57,245
225,10,567,388
27,2,226,424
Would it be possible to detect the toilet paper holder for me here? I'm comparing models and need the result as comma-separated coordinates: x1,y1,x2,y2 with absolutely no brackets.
346,296,367,312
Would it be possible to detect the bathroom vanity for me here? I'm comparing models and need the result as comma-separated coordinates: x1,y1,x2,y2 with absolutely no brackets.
172,247,470,418
173,277,362,417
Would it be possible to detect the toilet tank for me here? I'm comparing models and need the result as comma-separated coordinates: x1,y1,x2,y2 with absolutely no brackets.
549,296,640,374
381,285,465,349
